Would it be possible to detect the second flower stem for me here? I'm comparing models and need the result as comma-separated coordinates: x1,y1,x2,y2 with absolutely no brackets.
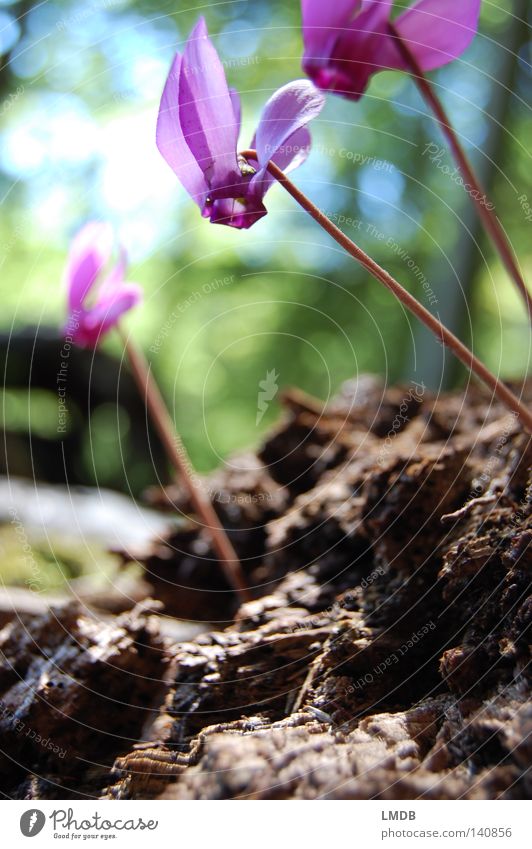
388,21,532,323
118,326,250,602
240,150,532,433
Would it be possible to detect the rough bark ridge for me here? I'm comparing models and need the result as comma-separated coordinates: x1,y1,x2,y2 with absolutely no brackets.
1,376,530,799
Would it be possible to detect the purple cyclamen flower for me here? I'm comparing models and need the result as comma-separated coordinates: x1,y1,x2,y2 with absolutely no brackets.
156,17,325,229
64,222,142,348
301,0,481,100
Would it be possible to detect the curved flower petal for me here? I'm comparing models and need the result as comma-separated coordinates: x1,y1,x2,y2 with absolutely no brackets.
302,1,395,99
156,52,209,206
253,80,325,177
250,125,312,171
248,125,313,199
66,222,113,312
79,284,143,347
178,17,240,189
354,0,394,36
229,87,242,137
393,0,481,70
99,249,127,295
302,0,362,60
274,125,312,174
63,310,83,343
209,197,267,230
301,0,361,31
301,1,393,59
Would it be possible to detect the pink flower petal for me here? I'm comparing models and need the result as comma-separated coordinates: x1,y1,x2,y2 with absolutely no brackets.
393,0,481,71
301,0,361,31
248,125,312,197
253,80,325,177
81,284,143,346
302,1,396,99
66,222,113,312
178,17,240,189
302,0,362,60
209,197,267,229
156,52,209,206
99,249,127,295
229,87,242,137
273,125,312,174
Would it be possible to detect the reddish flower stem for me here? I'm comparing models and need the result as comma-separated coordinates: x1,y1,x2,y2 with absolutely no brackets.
388,21,532,323
117,325,250,602
240,149,532,433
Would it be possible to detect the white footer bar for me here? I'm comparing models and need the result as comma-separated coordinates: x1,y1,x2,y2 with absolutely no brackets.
4,799,528,848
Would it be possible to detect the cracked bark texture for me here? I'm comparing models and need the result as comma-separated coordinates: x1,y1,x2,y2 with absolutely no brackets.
0,376,530,799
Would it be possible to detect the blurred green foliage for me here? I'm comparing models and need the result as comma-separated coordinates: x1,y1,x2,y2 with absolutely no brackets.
0,0,530,484
0,522,119,590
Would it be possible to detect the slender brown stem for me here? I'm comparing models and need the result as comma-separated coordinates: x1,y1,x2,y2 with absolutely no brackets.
240,149,532,433
117,326,250,602
388,21,532,323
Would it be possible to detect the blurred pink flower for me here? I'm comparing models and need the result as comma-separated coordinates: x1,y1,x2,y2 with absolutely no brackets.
64,222,141,348
301,0,481,100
